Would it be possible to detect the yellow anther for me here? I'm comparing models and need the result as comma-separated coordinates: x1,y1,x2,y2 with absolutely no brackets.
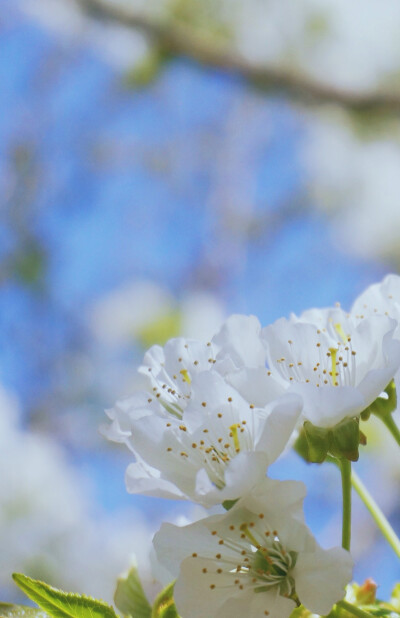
230,424,241,452
329,348,338,386
180,368,191,384
334,323,348,344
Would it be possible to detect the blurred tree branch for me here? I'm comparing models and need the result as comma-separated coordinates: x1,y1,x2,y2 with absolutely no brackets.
75,0,400,114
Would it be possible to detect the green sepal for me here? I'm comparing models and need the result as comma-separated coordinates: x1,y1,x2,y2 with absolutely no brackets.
294,421,331,463
293,427,314,463
12,574,118,618
151,583,179,618
0,603,48,618
222,499,238,511
295,417,362,464
330,418,360,462
114,567,151,618
361,380,397,421
336,580,400,617
352,579,377,605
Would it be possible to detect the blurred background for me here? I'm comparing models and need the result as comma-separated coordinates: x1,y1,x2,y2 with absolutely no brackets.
2,0,400,606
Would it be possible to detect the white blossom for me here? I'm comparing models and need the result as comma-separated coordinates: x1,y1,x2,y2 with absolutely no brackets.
104,370,301,505
262,306,400,427
101,315,299,504
212,315,286,407
101,315,283,436
139,337,220,417
153,478,353,618
138,314,269,416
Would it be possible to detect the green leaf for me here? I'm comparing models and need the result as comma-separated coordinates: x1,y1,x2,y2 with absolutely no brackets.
0,603,48,618
12,574,118,618
151,583,179,618
114,567,151,618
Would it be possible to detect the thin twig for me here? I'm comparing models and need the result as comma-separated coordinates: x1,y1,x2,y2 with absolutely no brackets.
75,0,400,114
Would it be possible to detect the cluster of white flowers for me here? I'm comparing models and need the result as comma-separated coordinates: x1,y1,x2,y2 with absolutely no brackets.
103,274,400,618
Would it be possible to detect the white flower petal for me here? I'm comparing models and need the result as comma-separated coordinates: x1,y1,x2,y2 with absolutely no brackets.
100,392,163,444
352,274,400,319
262,311,400,427
245,477,307,523
139,337,219,412
217,588,295,618
194,451,269,505
289,382,364,427
141,343,165,370
125,461,186,500
174,556,237,618
227,367,286,407
183,371,248,432
255,394,302,462
154,481,352,618
293,546,353,615
128,415,198,496
154,517,233,576
213,314,266,370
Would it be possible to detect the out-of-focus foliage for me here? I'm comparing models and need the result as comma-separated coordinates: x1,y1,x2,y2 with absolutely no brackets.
60,0,400,263
0,385,160,604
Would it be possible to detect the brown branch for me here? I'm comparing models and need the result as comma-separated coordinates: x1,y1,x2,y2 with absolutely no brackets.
76,0,400,114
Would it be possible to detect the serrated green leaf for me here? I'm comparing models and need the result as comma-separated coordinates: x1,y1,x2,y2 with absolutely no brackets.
0,603,48,618
12,574,118,618
114,567,151,618
151,583,178,618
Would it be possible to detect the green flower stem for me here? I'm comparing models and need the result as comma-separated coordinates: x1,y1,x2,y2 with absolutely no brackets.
340,458,352,551
378,412,400,447
351,468,400,559
337,600,374,617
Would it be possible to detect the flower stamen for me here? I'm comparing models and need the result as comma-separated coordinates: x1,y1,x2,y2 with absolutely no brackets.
180,369,191,384
230,424,241,452
334,322,348,344
329,348,338,386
